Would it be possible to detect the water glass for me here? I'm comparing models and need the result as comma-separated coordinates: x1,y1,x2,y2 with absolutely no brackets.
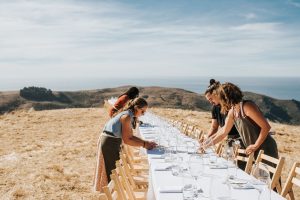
251,163,271,200
227,158,238,180
171,156,182,176
209,154,217,165
182,175,194,200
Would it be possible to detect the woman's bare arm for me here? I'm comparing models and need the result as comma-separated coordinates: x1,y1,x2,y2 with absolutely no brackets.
121,115,156,149
243,102,271,154
208,109,235,146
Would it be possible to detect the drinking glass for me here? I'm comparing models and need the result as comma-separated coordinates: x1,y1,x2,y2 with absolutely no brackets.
182,174,194,200
189,154,204,198
226,147,238,180
251,163,271,200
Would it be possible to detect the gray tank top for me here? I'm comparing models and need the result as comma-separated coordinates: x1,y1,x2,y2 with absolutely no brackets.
234,101,278,158
103,110,134,138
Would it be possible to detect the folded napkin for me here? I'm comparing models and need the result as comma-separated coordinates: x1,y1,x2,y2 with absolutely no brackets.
159,186,182,193
147,148,165,155
139,123,153,127
150,155,164,159
154,164,173,171
232,183,255,190
228,178,248,184
142,132,157,135
144,136,156,140
209,164,228,169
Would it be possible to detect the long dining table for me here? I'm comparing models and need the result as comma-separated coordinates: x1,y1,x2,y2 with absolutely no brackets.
137,112,286,200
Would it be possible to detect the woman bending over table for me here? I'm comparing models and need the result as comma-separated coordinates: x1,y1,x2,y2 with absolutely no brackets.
94,97,157,191
109,86,139,117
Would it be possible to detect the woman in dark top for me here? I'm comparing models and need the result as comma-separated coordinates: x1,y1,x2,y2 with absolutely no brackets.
109,87,139,117
205,79,241,146
94,97,157,192
203,82,278,159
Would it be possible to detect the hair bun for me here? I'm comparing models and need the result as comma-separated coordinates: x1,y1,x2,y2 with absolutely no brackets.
209,79,216,86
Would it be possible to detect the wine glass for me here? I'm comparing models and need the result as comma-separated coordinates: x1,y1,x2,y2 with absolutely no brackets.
201,137,215,154
226,147,238,180
251,163,271,200
189,154,204,198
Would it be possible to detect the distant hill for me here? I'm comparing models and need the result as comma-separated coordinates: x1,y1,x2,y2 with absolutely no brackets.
1,86,300,125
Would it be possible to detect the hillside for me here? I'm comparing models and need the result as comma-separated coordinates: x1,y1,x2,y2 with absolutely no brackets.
1,86,300,124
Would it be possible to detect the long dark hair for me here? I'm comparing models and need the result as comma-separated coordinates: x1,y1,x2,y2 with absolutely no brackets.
120,87,139,99
123,97,148,128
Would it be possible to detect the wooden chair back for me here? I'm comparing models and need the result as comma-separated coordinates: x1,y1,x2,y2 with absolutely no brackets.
281,162,300,200
255,150,285,193
235,149,254,174
103,173,123,200
184,125,195,137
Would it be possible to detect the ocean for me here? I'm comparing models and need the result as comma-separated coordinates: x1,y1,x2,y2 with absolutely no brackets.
1,77,300,101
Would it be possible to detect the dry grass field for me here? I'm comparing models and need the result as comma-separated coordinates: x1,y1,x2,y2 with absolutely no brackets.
0,107,299,199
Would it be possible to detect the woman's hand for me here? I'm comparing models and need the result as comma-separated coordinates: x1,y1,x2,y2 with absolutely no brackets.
245,144,257,155
144,141,157,150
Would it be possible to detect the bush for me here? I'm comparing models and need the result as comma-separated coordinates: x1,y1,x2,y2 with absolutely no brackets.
20,86,55,101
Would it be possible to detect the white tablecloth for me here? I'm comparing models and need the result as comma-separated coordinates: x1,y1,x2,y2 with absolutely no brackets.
138,114,285,200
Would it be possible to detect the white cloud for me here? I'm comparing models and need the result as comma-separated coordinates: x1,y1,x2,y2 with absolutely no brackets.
232,22,280,32
244,13,257,20
0,0,299,81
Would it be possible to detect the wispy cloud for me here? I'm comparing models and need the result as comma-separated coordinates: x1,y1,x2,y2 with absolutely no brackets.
0,0,299,80
244,13,257,20
232,22,280,32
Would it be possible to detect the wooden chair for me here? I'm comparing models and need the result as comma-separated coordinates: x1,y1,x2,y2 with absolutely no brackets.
235,149,254,174
184,125,195,137
281,162,300,200
173,120,182,129
119,154,148,189
99,193,109,200
120,152,149,175
122,145,148,164
114,163,147,200
181,123,188,134
254,150,285,193
215,140,226,157
103,173,125,200
193,128,204,142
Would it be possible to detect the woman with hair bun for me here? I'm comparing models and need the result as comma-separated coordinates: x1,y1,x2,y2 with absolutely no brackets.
204,79,242,146
94,97,157,191
202,82,278,160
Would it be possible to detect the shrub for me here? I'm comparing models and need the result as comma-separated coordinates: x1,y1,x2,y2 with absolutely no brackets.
20,86,55,101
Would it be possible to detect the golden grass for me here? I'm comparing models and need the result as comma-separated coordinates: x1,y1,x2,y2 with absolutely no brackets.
0,107,299,199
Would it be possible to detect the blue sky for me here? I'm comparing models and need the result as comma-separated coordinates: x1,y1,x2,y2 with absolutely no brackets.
0,0,300,80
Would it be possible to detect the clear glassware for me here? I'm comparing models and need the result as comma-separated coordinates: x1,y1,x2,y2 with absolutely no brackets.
182,174,194,200
251,163,271,200
226,147,238,180
189,154,204,198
